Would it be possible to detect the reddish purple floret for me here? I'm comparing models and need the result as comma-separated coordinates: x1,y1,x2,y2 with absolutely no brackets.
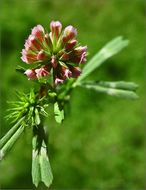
21,21,87,85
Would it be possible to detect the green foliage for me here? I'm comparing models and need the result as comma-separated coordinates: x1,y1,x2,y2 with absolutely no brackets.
39,144,53,187
1,34,139,187
74,36,138,100
32,142,53,188
96,81,139,91
76,37,129,83
0,117,24,149
32,126,53,187
32,146,41,186
6,90,49,126
0,125,25,160
79,81,138,99
54,102,64,124
0,0,144,189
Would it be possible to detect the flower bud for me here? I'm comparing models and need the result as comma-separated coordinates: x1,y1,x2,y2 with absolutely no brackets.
50,21,62,39
31,25,45,41
37,50,47,60
80,52,87,63
65,39,77,51
74,46,87,55
35,66,49,79
63,25,77,42
28,35,42,50
70,67,81,77
60,52,70,61
73,46,87,64
61,67,72,78
55,77,64,85
21,49,37,64
51,55,58,68
24,39,36,51
24,69,37,80
21,49,28,62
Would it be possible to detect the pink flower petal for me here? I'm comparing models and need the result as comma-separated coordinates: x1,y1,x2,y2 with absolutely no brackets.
31,25,45,41
63,25,77,42
35,66,49,79
61,67,72,78
24,69,37,80
28,35,42,50
37,50,47,60
51,55,58,68
65,39,77,50
74,46,87,55
70,67,81,77
50,21,62,39
55,77,64,85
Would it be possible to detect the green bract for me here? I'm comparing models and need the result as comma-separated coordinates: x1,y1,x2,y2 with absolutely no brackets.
6,90,49,126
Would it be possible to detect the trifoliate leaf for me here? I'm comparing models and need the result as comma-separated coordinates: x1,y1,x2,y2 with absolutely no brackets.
54,102,64,124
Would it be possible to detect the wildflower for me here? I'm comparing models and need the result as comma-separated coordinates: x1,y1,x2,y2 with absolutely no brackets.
35,66,50,79
70,67,81,77
21,21,87,84
55,78,64,85
63,25,77,42
25,69,37,80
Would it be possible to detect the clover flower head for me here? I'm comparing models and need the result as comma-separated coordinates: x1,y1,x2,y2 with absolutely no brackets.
21,21,87,85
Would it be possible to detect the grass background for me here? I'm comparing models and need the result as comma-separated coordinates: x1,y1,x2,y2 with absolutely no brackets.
0,0,145,189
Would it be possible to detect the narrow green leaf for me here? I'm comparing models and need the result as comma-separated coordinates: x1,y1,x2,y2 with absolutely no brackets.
59,61,68,68
83,81,138,91
54,102,64,124
40,107,49,117
0,117,25,149
97,81,138,91
16,65,26,73
76,36,129,83
39,142,53,187
29,89,35,102
32,133,41,187
32,150,41,187
0,125,25,160
80,83,138,100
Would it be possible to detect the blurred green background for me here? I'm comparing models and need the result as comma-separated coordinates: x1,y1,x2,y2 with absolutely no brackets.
0,0,145,189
